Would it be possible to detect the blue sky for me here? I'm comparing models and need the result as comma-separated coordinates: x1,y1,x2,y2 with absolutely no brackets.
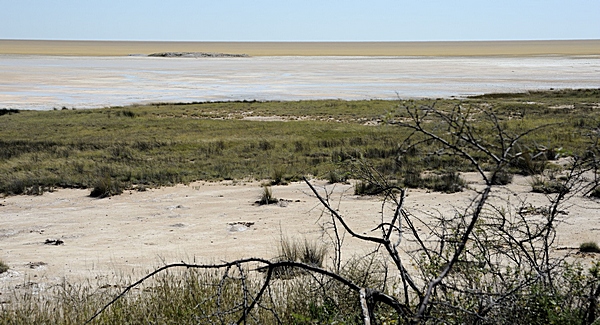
1,0,599,41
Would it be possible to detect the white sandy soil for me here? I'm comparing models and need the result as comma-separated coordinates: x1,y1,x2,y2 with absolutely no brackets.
1,174,599,298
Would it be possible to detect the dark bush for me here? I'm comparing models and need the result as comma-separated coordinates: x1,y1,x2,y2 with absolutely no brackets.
90,173,124,198
580,242,600,253
270,168,288,185
427,172,466,193
512,154,547,176
490,169,513,185
0,108,19,116
354,181,382,195
257,185,278,205
326,170,348,184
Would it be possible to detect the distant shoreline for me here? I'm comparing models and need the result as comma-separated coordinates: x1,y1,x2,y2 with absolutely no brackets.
1,39,599,56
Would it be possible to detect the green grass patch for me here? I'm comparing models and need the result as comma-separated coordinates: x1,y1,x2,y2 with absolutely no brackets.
0,90,599,196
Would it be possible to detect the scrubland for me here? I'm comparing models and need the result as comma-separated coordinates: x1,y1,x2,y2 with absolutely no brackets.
1,89,600,324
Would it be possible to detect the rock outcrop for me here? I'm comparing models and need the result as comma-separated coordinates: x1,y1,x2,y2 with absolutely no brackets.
147,52,249,58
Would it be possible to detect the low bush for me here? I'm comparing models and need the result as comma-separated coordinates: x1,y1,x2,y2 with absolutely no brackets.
257,185,278,205
402,169,424,188
89,173,124,198
326,170,348,184
354,181,382,195
0,259,8,274
531,176,569,194
512,152,547,176
0,108,19,116
274,236,327,278
580,241,600,253
270,168,289,185
490,169,513,185
404,172,466,193
426,172,465,193
277,237,327,267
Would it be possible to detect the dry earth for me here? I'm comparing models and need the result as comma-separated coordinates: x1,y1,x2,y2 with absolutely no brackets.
1,39,600,56
1,173,600,298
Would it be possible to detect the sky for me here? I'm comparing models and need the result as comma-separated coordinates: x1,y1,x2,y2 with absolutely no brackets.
1,0,599,42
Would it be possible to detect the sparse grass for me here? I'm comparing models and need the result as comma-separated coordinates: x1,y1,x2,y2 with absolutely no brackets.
580,241,600,253
274,236,328,278
2,257,597,324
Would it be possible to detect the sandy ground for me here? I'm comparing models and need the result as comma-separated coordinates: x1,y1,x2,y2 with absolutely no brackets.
1,40,600,56
1,174,599,297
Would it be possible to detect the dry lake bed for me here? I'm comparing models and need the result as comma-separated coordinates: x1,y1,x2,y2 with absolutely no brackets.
1,40,599,110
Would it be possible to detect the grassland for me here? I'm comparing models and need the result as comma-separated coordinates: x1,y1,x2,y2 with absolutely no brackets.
1,89,599,197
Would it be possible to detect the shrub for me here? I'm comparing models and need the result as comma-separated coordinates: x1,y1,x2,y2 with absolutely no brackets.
402,171,465,193
274,236,327,278
26,184,54,196
512,151,547,176
0,260,8,274
490,169,513,185
270,168,288,185
117,110,136,118
0,108,19,116
427,172,465,193
402,169,424,188
354,181,381,195
531,176,569,194
299,238,327,267
4,178,26,195
90,172,124,198
257,185,278,205
326,170,347,184
580,241,600,253
258,139,274,151
590,186,600,199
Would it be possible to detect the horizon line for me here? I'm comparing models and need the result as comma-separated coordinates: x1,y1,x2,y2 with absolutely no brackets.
2,38,600,43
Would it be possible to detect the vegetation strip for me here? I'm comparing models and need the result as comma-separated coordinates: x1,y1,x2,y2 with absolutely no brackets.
1,89,599,197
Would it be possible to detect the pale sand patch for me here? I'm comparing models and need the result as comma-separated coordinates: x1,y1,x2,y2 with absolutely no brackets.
1,175,599,294
3,55,598,110
1,40,599,56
